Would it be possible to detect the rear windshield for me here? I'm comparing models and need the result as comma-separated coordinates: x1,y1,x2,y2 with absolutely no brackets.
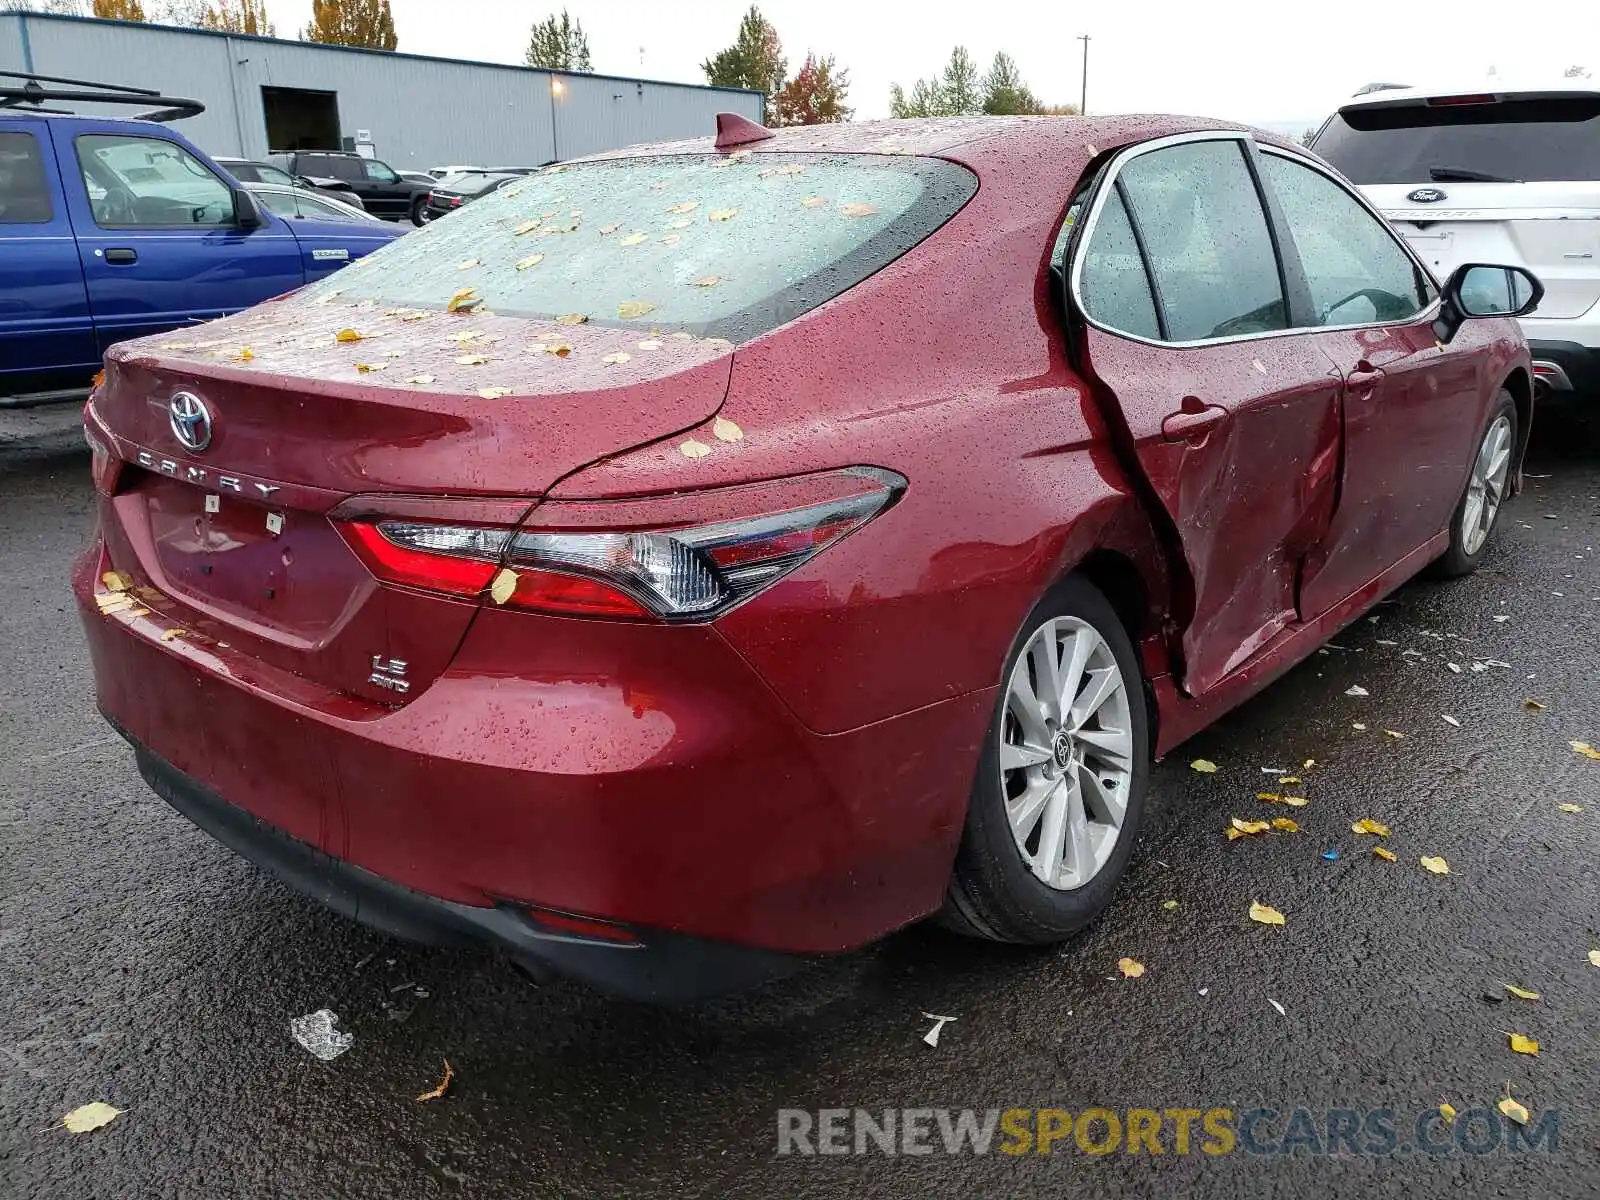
1315,96,1600,184
303,152,977,343
451,172,516,196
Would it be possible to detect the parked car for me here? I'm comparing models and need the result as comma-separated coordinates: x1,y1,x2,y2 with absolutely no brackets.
266,149,431,224
214,155,364,210
421,169,535,221
429,163,486,180
0,74,401,406
396,170,436,188
242,180,393,234
1312,81,1598,397
77,115,1539,1002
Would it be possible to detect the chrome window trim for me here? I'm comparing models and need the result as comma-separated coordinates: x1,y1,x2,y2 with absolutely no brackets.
1069,130,1442,349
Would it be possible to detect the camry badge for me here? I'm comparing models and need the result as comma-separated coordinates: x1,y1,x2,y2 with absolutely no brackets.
168,391,212,452
1406,187,1447,204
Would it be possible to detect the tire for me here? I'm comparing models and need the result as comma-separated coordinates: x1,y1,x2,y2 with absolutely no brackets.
410,195,428,226
942,576,1151,943
1433,390,1517,579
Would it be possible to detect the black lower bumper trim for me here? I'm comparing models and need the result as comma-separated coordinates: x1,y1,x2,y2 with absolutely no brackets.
1528,340,1599,395
125,737,805,1004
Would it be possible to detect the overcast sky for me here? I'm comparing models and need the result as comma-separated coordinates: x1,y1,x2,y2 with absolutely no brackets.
269,0,1591,128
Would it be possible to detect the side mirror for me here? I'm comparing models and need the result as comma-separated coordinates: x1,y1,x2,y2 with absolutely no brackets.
1433,263,1544,344
232,186,267,229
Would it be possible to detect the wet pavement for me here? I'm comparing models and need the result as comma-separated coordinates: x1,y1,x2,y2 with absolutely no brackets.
2,399,1597,1199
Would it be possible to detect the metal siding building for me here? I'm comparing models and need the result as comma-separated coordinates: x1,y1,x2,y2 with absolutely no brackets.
0,13,762,169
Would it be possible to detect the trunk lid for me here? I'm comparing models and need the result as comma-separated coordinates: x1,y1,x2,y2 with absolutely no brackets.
93,299,733,704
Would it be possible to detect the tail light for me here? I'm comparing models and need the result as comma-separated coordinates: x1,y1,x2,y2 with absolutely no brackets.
335,466,904,621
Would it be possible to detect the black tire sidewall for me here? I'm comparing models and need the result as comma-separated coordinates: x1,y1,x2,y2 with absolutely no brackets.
954,576,1152,942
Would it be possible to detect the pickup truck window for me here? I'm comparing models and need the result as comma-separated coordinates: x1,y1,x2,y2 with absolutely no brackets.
75,133,234,228
362,160,400,184
0,131,53,223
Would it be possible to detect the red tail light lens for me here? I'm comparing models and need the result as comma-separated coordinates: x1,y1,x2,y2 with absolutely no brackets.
335,467,904,620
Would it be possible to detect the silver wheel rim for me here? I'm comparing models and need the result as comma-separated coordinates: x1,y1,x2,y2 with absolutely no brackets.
1460,414,1512,557
1000,616,1134,891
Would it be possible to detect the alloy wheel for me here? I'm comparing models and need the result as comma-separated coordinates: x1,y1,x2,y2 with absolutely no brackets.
999,616,1135,891
1461,414,1512,557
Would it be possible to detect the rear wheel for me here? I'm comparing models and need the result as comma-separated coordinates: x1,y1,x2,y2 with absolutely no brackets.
942,577,1151,943
410,195,428,226
1434,391,1516,578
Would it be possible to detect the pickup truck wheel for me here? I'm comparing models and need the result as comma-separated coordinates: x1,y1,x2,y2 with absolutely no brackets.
941,576,1150,943
410,196,428,226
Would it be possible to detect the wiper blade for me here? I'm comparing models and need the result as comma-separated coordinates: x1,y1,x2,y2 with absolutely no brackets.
1428,165,1518,183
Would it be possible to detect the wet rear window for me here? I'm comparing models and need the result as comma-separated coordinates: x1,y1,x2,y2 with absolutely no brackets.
304,153,977,343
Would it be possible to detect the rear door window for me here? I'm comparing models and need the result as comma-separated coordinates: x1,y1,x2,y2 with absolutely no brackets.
1114,139,1288,342
1076,188,1162,340
309,155,363,182
303,153,977,343
1315,96,1600,184
0,131,54,223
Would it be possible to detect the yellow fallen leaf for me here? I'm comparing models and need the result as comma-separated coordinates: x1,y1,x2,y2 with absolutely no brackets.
415,1058,454,1104
667,200,699,214
382,349,406,357
1230,818,1271,836
598,223,620,234
96,593,132,612
601,352,631,365
62,1102,122,1133
399,310,429,322
637,339,662,350
1384,729,1406,739
1353,722,1368,731
1557,803,1582,813
708,207,738,221
354,362,385,373
1503,983,1541,1001
1352,818,1390,836
1373,846,1397,862
1117,957,1145,978
1190,759,1218,774
513,219,541,235
1589,950,1600,967
1270,817,1299,833
335,328,365,343
1302,759,1316,769
1523,698,1547,712
515,253,544,271
92,368,106,388
712,416,744,443
405,374,436,385
620,232,647,246
1508,1033,1539,1055
1572,741,1600,761
1419,855,1450,875
556,313,589,326
666,218,692,230
447,288,479,313
1226,827,1248,841
679,439,711,460
800,194,828,208
543,343,573,358
477,387,512,399
233,347,255,363
1278,776,1301,785
618,300,656,319
1249,900,1286,926
1282,796,1309,807
659,233,682,246
777,163,804,176
160,628,184,642
1439,1103,1457,1126
1257,792,1281,802
457,258,481,270
489,568,518,606
1161,899,1178,910
102,571,133,593
1498,1095,1530,1125
691,275,721,288
841,202,876,217
456,354,489,366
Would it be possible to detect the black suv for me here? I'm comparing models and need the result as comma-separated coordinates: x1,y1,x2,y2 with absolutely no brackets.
267,151,431,223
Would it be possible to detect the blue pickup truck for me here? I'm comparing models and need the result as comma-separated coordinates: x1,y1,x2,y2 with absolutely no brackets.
1,74,402,405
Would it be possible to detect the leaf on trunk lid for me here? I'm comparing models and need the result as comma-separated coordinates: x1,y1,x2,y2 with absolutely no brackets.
477,387,512,399
708,207,738,222
515,253,545,271
1249,901,1286,926
102,571,133,593
598,223,620,235
1352,818,1390,837
556,313,589,326
666,200,699,214
679,439,712,460
636,339,662,350
447,330,485,344
840,202,876,217
456,258,481,270
354,362,385,373
620,232,648,246
405,374,436,385
601,352,631,365
62,1102,122,1133
660,234,682,246
161,629,185,642
447,288,479,313
800,195,828,209
456,354,489,366
713,417,744,443
335,328,366,343
691,275,721,288
513,219,541,235
618,300,656,319
232,348,255,363
542,344,573,358
489,569,518,605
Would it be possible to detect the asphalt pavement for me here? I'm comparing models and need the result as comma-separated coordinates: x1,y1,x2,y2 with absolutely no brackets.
1,398,1596,1199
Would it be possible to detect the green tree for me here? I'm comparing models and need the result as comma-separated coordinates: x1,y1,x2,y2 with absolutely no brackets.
774,52,850,125
701,5,786,125
524,9,592,71
981,51,1043,115
937,46,982,115
301,0,394,50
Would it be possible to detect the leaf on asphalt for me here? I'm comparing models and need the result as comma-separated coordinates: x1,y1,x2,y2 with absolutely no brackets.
1257,792,1281,803
489,568,518,606
1508,1033,1540,1056
1571,741,1600,760
1268,998,1286,1016
456,354,489,366
1353,722,1368,730
477,387,512,399
1442,714,1462,728
620,232,648,245
1117,957,1145,978
556,313,589,325
1373,846,1397,862
1270,817,1299,833
62,1102,122,1133
601,352,631,365
1503,983,1541,1001
1419,855,1450,875
1249,901,1286,926
1352,818,1391,836
1190,758,1218,773
712,416,744,443
1345,685,1369,697
1439,1103,1457,1126
415,1058,454,1104
679,438,712,460
514,253,545,271
691,275,722,288
354,362,385,373
1303,759,1316,770
456,257,481,270
1499,1095,1530,1125
921,1012,957,1047
1229,818,1271,837
1161,899,1178,910
840,202,876,217
335,328,365,343
1384,729,1406,739
102,571,133,593
617,300,656,319
1278,775,1301,785
667,200,699,214
1523,698,1547,712
1589,949,1600,967
447,288,478,313
1557,803,1583,813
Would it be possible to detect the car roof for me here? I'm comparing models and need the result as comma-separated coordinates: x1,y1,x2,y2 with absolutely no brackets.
1338,80,1600,109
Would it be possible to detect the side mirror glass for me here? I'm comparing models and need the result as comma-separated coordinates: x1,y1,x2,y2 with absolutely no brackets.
232,186,267,229
1433,263,1543,343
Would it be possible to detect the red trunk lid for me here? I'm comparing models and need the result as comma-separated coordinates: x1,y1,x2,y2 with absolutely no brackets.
91,300,733,706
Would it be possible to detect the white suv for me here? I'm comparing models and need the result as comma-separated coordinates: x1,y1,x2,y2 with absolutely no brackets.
1313,82,1600,397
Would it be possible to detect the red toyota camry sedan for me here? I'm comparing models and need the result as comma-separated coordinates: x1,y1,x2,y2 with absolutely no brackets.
76,114,1539,1002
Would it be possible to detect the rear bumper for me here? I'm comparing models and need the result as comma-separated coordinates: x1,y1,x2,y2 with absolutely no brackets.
125,738,800,1003
1526,339,1600,396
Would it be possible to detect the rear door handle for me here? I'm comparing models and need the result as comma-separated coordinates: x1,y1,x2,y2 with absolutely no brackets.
1161,403,1229,442
1348,359,1385,394
103,247,138,265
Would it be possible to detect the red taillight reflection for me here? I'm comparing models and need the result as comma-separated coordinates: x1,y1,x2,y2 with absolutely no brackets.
338,521,498,597
521,906,642,945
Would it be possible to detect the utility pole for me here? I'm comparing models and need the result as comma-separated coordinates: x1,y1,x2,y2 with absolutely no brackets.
1078,34,1090,115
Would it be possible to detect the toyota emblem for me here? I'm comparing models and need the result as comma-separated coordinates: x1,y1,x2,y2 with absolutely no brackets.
1406,187,1447,204
168,391,212,452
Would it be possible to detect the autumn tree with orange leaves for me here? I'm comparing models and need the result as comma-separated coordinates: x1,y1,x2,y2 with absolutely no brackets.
301,0,395,50
773,54,851,126
93,0,147,18
197,0,273,34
